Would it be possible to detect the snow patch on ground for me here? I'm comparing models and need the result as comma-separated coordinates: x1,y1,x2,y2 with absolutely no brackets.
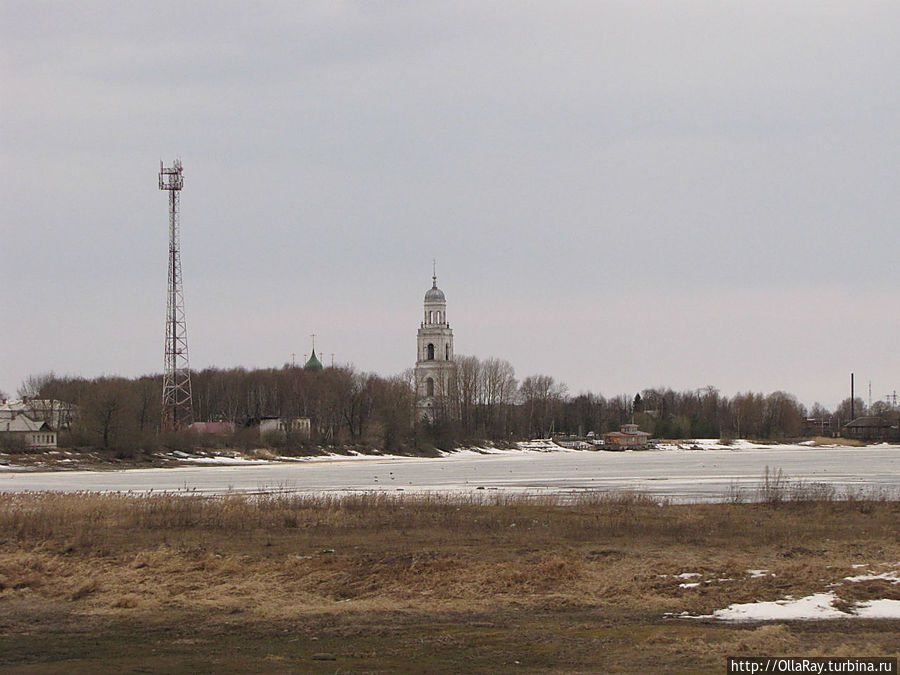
665,570,767,585
712,593,846,621
655,439,764,452
843,571,900,584
166,451,417,465
853,599,900,619
673,563,900,621
653,439,875,453
453,446,535,456
175,455,269,465
515,440,574,452
677,593,900,622
291,452,410,462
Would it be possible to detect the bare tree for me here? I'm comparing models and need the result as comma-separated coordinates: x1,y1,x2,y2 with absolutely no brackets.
455,355,481,434
82,378,134,449
834,397,866,426
18,373,55,399
867,400,893,418
762,391,805,439
480,357,517,437
519,374,567,438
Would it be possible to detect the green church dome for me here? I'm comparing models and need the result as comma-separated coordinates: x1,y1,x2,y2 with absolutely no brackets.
304,349,323,371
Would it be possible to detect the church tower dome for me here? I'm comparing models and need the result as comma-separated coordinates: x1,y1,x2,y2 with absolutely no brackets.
424,278,445,303
423,274,448,326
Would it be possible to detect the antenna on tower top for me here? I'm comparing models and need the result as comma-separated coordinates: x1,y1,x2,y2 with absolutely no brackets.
159,159,193,432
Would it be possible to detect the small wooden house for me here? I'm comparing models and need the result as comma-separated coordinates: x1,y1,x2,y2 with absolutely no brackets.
843,415,899,442
604,423,651,450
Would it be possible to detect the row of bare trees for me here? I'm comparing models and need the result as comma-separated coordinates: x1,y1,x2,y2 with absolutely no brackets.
15,364,883,452
21,368,413,453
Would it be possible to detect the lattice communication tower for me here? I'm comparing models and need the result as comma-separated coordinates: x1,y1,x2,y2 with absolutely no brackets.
159,159,194,431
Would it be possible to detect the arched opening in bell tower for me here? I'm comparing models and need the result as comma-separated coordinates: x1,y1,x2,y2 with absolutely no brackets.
427,343,435,360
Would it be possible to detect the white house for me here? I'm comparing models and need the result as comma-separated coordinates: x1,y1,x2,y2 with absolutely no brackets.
1,415,57,449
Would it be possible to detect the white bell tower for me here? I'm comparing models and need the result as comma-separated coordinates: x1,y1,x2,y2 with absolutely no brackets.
415,267,455,421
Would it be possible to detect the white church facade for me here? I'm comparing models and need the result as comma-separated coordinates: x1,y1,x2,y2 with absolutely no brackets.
415,273,456,421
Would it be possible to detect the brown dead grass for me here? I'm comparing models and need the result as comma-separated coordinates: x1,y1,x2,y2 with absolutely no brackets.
0,491,897,672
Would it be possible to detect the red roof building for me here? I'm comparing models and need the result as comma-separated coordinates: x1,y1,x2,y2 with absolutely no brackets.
604,423,651,449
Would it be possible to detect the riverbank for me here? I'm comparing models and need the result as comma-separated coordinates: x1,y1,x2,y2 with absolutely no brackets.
0,437,882,473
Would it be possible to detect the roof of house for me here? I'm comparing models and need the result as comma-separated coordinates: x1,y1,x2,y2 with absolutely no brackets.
605,430,650,439
2,416,51,432
0,399,76,428
0,399,60,411
844,416,892,429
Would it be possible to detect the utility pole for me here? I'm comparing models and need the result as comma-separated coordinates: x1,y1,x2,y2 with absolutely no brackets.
159,159,193,431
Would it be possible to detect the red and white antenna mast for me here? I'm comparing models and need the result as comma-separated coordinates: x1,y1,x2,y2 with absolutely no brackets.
159,159,193,431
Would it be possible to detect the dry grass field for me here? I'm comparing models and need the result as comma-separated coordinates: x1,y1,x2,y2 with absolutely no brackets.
0,490,897,673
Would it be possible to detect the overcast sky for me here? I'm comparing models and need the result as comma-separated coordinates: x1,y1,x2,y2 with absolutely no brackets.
1,1,898,409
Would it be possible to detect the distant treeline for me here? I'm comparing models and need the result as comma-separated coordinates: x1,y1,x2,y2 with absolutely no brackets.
15,360,876,454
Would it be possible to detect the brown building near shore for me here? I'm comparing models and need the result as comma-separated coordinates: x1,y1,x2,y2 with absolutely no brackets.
842,415,900,442
604,423,651,450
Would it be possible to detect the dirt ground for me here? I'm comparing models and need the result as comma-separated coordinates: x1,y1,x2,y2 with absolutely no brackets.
0,492,897,673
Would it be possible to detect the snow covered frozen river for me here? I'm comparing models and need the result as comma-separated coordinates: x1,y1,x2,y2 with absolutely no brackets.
1,443,898,502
